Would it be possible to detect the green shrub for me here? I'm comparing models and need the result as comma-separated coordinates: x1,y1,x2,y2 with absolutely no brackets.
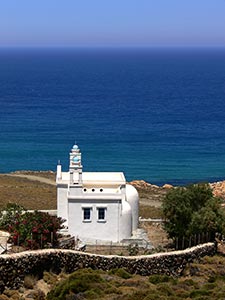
189,288,211,298
149,274,170,284
162,183,225,248
182,279,195,286
204,282,217,290
109,268,132,279
47,269,104,300
0,203,25,228
156,283,174,296
104,286,121,295
43,272,58,285
83,289,100,299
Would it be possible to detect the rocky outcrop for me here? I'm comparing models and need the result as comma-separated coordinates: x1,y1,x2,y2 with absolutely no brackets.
210,181,225,200
162,184,173,189
0,243,216,291
130,179,225,201
129,180,159,189
130,180,173,190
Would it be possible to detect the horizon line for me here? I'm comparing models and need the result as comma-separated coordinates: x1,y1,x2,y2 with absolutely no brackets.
0,45,225,49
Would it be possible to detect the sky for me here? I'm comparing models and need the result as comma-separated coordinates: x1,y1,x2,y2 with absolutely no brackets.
0,0,225,47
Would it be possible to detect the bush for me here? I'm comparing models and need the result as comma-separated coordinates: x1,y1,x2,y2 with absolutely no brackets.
0,203,25,228
109,268,132,279
189,288,211,298
47,269,104,300
149,274,170,284
162,184,225,247
0,203,65,249
127,243,139,256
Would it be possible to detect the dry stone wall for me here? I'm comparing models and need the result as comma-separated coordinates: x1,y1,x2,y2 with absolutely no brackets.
0,242,216,291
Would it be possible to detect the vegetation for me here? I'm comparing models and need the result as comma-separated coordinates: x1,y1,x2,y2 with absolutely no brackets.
0,203,64,249
162,183,225,246
127,242,139,256
45,256,225,300
46,269,114,300
109,268,132,279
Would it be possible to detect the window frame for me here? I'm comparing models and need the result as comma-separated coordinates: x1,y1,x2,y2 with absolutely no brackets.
97,207,107,223
82,207,92,222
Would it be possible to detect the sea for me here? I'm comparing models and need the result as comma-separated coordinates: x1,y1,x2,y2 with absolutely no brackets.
0,47,224,186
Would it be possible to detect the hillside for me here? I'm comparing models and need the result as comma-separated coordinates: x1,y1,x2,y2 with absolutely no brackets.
0,172,225,299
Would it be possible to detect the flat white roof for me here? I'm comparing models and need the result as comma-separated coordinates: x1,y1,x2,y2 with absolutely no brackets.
59,171,126,186
83,172,125,182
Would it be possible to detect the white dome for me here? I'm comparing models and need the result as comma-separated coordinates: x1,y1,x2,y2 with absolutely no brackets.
120,200,132,240
125,184,139,231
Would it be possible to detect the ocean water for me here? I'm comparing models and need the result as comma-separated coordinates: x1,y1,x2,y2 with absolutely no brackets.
0,47,224,185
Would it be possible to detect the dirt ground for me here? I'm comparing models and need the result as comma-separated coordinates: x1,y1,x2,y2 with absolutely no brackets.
140,222,171,249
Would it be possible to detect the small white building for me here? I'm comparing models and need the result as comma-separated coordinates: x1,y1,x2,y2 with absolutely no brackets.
56,144,139,243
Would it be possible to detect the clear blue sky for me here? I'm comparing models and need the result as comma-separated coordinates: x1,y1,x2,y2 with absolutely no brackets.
1,0,225,47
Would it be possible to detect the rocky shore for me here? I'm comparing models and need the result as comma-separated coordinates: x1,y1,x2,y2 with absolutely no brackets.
130,179,225,201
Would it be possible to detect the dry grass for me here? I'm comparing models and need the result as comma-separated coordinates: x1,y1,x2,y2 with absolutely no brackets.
140,222,171,249
139,205,163,219
136,185,167,206
24,275,38,289
0,174,56,210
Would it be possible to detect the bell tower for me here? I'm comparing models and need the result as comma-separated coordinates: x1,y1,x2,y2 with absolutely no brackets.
69,144,83,185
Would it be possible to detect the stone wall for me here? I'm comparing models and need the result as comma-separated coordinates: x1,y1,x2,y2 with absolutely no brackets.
0,242,216,291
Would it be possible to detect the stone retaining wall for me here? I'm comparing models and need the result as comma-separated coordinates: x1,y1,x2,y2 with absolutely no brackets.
0,242,216,291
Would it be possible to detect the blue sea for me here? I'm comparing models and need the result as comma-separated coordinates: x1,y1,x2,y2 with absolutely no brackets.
0,47,224,185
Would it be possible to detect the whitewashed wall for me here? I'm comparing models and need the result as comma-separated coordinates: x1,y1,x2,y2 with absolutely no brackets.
68,199,127,242
57,186,68,226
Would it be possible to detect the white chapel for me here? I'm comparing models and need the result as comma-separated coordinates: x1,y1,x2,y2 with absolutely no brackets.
56,144,139,243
